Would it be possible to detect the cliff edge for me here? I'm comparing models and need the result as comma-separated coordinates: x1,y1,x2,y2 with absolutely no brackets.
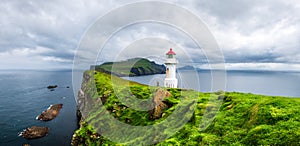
72,70,300,145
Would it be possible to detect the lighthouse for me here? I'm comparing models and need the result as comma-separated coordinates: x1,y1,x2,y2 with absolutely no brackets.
164,48,178,88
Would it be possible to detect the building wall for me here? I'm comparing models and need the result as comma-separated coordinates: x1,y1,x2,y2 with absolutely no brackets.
164,78,178,88
165,56,177,88
166,64,176,79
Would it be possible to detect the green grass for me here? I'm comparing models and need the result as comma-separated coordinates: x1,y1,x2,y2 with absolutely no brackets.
72,71,300,146
95,58,165,77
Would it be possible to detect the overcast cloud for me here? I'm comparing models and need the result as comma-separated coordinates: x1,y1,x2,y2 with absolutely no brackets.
0,0,299,70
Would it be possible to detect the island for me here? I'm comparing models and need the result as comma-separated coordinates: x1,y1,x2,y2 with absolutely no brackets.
72,69,300,145
94,58,166,77
177,65,195,70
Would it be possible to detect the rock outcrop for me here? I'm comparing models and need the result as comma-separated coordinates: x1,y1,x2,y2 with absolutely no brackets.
47,85,58,89
150,88,171,119
36,104,63,121
20,126,49,139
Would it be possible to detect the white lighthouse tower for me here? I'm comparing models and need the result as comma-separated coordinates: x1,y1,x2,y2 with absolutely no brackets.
164,48,178,88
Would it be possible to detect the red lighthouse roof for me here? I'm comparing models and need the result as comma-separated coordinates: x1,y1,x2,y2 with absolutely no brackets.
166,48,176,55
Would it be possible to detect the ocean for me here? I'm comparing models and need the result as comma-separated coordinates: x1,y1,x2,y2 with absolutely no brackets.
0,70,78,146
1,69,299,145
123,70,300,97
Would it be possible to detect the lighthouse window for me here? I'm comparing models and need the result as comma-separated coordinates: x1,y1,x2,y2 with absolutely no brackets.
168,55,173,58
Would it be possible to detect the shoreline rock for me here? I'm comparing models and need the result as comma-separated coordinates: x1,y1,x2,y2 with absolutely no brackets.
47,85,58,89
36,104,63,121
20,126,49,139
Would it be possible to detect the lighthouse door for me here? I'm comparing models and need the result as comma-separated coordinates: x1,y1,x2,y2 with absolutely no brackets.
166,68,169,78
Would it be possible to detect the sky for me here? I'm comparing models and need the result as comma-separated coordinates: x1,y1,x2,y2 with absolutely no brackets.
0,0,299,71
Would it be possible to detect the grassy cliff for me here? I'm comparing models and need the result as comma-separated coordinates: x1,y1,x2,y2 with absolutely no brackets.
94,58,165,77
72,70,300,145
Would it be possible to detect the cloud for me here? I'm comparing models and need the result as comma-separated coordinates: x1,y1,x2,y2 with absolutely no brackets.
43,56,73,63
97,22,201,62
0,0,299,70
0,47,51,56
187,0,300,64
0,46,72,69
199,63,300,72
0,0,113,69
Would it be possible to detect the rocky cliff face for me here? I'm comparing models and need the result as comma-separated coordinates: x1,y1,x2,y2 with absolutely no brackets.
72,71,97,145
76,71,95,120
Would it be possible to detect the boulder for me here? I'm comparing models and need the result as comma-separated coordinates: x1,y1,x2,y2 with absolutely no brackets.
20,126,49,139
150,88,171,119
36,104,63,121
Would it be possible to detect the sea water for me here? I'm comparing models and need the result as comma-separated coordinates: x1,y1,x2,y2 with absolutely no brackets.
124,70,300,97
0,70,78,146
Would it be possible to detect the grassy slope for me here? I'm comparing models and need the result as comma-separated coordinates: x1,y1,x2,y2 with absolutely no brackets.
95,58,165,77
73,71,300,145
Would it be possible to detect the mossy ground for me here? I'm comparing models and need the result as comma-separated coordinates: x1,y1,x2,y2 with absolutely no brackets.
73,71,300,146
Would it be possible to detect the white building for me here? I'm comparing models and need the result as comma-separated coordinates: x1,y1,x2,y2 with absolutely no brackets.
164,48,178,88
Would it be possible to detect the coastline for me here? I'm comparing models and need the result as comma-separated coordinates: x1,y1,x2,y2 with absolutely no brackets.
71,70,300,145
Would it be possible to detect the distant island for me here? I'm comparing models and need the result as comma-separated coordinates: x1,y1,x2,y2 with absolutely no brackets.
178,65,195,70
72,68,300,145
94,58,166,77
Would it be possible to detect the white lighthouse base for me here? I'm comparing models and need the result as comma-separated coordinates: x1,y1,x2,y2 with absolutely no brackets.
164,78,178,88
